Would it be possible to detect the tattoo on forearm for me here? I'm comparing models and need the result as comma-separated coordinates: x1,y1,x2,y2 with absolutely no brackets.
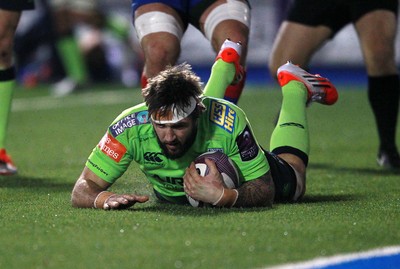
235,175,274,207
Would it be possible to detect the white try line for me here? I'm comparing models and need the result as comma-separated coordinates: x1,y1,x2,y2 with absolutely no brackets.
11,90,138,112
263,245,400,269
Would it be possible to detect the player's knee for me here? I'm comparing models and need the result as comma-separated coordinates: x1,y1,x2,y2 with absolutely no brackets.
293,174,306,202
143,42,179,76
284,159,306,202
145,42,170,63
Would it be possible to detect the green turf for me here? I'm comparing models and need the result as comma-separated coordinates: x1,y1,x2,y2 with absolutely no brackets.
1,84,399,269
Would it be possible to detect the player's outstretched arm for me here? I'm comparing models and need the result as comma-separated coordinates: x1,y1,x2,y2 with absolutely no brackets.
71,167,149,210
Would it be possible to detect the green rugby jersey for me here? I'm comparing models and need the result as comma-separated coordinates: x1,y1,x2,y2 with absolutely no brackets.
86,97,270,202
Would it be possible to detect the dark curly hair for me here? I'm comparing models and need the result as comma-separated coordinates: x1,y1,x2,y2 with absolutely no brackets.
144,63,203,119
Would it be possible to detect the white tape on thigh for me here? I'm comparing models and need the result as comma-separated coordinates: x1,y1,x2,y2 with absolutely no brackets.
134,11,184,42
288,163,305,202
204,0,251,40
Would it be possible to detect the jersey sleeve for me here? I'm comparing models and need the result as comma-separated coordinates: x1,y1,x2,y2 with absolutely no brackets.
86,131,133,183
85,105,149,183
232,108,270,182
205,98,270,182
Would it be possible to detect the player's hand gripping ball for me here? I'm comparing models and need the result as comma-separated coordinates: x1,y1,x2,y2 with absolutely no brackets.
186,151,241,207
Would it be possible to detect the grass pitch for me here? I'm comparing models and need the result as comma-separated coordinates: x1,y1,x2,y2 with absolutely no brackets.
1,84,399,269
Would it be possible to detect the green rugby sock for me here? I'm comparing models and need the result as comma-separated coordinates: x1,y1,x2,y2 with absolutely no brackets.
203,59,236,99
0,79,15,149
56,37,88,83
270,81,309,156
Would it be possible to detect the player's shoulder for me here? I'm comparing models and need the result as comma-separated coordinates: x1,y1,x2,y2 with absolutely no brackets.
108,102,151,136
202,96,247,119
202,96,244,113
201,96,247,134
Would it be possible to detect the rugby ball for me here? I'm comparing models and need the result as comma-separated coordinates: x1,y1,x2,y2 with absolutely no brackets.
186,151,240,207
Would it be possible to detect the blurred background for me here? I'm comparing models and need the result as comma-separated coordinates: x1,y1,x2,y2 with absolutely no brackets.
14,0,400,90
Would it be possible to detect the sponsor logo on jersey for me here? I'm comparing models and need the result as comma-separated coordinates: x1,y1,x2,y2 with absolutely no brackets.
98,133,127,162
236,125,259,161
153,175,184,191
209,100,236,133
109,111,149,137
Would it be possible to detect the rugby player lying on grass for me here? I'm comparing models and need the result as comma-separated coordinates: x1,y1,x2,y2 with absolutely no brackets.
71,42,338,209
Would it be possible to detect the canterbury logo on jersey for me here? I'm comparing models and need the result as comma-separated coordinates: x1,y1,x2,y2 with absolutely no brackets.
144,152,164,163
209,100,236,133
98,133,127,162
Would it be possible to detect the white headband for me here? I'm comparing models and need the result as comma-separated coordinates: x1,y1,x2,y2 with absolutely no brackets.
151,97,198,124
